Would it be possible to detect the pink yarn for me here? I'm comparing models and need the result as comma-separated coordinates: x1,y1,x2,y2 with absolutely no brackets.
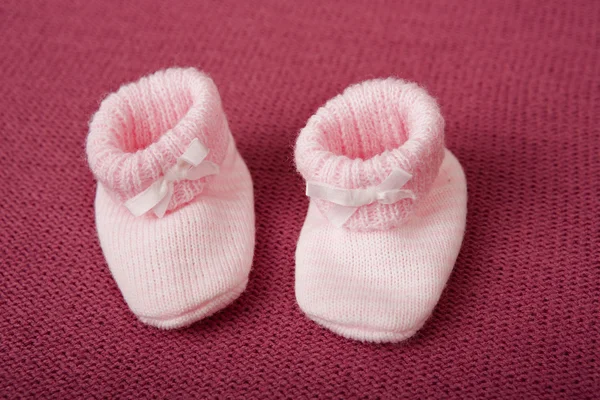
87,67,231,214
295,78,445,231
85,68,255,328
295,149,467,342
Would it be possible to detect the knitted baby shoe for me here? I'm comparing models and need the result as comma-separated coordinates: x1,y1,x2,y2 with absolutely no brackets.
294,79,467,342
86,68,255,329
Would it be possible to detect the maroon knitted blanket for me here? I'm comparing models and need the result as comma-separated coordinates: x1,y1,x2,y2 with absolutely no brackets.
1,0,598,398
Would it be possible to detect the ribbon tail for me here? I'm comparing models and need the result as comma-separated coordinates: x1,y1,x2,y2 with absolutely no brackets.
326,204,358,228
180,139,209,165
186,161,220,180
152,185,173,218
124,180,165,217
396,189,416,201
378,168,413,191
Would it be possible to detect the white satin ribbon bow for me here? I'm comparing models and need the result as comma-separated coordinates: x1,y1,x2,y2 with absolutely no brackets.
306,168,415,227
125,139,219,218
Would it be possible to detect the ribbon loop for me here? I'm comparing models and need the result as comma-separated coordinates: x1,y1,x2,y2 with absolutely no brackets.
306,168,415,227
124,139,219,218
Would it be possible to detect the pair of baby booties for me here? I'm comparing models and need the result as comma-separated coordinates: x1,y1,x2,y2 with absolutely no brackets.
86,67,467,343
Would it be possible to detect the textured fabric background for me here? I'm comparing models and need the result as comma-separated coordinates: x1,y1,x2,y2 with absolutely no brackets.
1,0,598,398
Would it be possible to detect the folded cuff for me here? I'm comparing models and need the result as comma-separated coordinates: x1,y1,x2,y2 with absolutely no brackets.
86,67,231,213
295,78,445,231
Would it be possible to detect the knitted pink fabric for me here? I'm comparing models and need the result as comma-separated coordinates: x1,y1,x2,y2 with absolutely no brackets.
86,68,255,328
3,2,598,396
87,68,231,213
295,79,445,231
295,79,467,342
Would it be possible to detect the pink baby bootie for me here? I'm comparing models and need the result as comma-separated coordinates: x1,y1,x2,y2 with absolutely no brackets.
294,79,467,342
86,68,255,329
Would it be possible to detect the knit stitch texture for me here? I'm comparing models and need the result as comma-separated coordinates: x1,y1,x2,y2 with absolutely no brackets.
87,68,255,328
1,0,598,398
295,79,467,342
295,79,445,231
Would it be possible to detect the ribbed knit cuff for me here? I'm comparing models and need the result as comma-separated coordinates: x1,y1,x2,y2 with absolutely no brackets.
86,68,231,213
295,78,445,231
